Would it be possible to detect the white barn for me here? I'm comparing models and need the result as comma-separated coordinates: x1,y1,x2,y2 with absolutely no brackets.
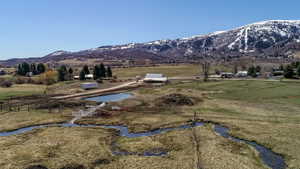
143,73,168,83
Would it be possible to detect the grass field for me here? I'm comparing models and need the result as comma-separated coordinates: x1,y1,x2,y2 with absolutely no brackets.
168,80,300,168
0,84,46,100
113,64,233,78
114,64,200,78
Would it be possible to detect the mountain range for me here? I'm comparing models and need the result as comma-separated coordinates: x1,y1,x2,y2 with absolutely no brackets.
2,20,300,66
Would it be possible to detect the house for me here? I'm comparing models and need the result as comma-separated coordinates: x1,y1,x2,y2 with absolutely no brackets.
143,73,168,83
81,82,98,90
236,71,248,77
220,72,234,78
74,75,80,80
85,74,94,79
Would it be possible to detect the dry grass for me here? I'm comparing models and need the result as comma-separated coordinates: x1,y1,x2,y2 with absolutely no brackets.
0,124,263,169
0,109,71,132
114,64,200,78
0,127,114,169
0,84,46,100
1,79,299,168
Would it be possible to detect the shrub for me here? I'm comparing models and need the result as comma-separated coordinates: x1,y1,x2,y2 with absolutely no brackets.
14,77,27,84
38,70,58,85
0,80,13,88
25,165,48,169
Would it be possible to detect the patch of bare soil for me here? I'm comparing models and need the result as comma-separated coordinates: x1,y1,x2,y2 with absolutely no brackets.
59,163,86,169
156,93,196,106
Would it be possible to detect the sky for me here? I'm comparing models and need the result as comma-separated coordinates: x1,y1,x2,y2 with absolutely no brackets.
0,0,300,60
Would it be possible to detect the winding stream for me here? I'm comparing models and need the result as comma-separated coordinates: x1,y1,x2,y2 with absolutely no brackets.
0,122,286,169
0,93,287,169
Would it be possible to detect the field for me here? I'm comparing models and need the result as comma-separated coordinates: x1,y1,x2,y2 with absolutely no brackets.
0,74,300,168
0,84,46,100
114,64,232,78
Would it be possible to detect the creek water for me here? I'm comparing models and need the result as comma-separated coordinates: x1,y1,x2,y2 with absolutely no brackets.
83,93,133,103
0,122,286,169
0,93,286,169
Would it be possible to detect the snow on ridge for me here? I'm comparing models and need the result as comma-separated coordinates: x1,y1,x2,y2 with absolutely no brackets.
209,31,226,36
49,51,69,56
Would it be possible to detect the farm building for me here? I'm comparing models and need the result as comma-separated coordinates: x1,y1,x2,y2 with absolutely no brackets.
236,71,248,77
80,82,98,90
143,73,168,83
220,72,234,78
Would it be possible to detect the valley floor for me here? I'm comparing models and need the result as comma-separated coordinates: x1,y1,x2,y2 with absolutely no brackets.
0,80,299,169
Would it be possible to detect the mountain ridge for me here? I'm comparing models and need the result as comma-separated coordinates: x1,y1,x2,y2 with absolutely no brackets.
2,20,300,66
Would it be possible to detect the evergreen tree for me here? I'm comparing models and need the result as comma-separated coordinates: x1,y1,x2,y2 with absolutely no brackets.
99,63,106,78
68,67,73,75
82,65,90,74
57,65,68,81
279,64,284,71
30,63,37,75
106,66,112,77
297,65,300,76
292,61,300,68
248,66,257,77
19,62,30,76
93,65,101,80
68,67,74,80
17,64,23,75
37,63,46,74
79,69,86,81
255,65,261,73
284,64,295,79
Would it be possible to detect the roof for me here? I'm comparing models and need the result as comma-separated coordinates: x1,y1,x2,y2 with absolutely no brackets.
144,73,167,82
145,73,164,78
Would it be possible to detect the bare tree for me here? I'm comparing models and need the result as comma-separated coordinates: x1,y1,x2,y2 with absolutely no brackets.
201,61,210,82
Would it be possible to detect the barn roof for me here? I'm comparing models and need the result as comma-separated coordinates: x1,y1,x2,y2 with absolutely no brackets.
145,73,164,78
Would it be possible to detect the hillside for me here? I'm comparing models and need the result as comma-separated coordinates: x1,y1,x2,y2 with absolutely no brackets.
2,20,300,66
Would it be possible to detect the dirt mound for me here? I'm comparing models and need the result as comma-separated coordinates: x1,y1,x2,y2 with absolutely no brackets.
25,165,48,169
157,93,195,106
59,164,86,169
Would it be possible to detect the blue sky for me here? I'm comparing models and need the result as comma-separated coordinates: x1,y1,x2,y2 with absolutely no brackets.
0,0,299,59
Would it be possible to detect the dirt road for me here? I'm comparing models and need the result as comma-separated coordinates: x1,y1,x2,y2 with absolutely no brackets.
52,81,141,100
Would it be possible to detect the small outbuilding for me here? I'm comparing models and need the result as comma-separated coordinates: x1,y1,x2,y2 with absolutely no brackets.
143,73,168,83
220,72,234,78
85,74,94,79
80,82,99,90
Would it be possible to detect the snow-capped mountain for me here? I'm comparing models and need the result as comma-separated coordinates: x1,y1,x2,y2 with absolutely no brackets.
2,20,300,66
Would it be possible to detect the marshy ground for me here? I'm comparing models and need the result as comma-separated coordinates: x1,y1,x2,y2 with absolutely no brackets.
0,80,300,169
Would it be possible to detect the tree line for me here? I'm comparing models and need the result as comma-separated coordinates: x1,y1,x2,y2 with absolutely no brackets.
79,63,112,81
16,62,113,83
57,63,112,81
17,62,46,76
282,61,300,79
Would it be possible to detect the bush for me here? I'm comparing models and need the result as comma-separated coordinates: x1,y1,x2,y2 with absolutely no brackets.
25,165,48,169
38,71,58,85
0,80,13,88
14,77,27,84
